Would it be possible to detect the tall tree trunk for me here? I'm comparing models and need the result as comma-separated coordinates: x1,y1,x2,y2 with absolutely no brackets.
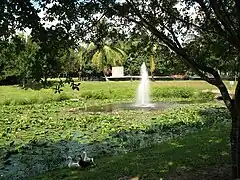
78,72,82,81
22,77,25,88
231,79,240,179
103,70,109,81
78,67,82,81
151,72,154,81
130,69,133,82
217,78,240,179
44,76,47,87
231,108,240,179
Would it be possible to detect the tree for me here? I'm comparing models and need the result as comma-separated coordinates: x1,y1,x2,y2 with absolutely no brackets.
149,44,158,80
2,0,240,178
0,37,24,82
1,0,77,86
156,45,188,76
73,0,240,178
19,36,40,86
149,54,155,80
185,33,240,78
59,48,79,77
76,47,86,80
0,34,40,85
85,42,126,81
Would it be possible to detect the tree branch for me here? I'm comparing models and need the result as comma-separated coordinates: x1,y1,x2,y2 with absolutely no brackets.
235,0,240,38
125,0,224,86
158,2,226,39
218,0,238,35
165,26,182,48
234,78,240,114
209,0,240,49
89,12,106,29
110,0,233,110
218,82,234,111
195,0,211,19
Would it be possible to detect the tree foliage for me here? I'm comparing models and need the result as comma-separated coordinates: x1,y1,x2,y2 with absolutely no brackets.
1,0,240,177
0,35,40,84
85,42,126,74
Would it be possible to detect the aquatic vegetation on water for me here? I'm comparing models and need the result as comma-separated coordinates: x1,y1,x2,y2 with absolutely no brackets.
0,101,230,179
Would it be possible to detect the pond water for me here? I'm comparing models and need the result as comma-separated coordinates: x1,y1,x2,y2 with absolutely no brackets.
78,102,179,112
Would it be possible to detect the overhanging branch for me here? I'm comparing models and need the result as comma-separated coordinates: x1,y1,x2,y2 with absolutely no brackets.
209,0,240,49
159,2,227,39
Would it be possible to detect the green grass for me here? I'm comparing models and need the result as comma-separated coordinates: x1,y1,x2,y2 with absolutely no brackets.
35,124,231,180
0,86,71,105
0,81,233,179
0,102,229,151
0,101,230,179
0,80,231,105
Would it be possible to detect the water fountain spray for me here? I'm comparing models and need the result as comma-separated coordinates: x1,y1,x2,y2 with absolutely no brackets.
136,62,151,106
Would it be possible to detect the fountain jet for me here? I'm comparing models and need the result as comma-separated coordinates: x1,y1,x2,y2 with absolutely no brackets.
136,62,151,106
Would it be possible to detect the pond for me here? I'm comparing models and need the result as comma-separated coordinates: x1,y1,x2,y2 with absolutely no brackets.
78,102,181,112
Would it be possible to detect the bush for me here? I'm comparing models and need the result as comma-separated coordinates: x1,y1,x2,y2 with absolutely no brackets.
54,93,70,101
80,89,135,100
81,90,110,99
152,87,195,99
195,91,215,101
151,87,216,101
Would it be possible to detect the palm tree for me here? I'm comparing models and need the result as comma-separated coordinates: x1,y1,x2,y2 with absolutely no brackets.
149,54,155,80
85,42,126,81
149,44,157,80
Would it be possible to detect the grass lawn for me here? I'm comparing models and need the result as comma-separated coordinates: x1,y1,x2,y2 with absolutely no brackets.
36,124,231,180
0,80,233,179
0,80,235,106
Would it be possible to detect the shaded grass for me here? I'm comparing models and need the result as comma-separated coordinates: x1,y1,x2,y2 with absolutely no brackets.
0,101,230,179
0,81,233,179
35,124,231,180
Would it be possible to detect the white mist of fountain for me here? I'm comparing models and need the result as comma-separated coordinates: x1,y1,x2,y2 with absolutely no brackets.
136,62,151,106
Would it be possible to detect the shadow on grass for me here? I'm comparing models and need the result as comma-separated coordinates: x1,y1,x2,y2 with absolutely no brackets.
18,80,57,91
0,107,231,180
34,125,231,180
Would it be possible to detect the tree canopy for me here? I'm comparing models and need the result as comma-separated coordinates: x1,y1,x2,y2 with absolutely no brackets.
1,0,240,178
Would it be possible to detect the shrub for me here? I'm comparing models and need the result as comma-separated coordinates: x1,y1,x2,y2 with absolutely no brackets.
195,91,215,101
55,93,71,101
152,87,195,99
81,90,110,99
80,89,135,100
